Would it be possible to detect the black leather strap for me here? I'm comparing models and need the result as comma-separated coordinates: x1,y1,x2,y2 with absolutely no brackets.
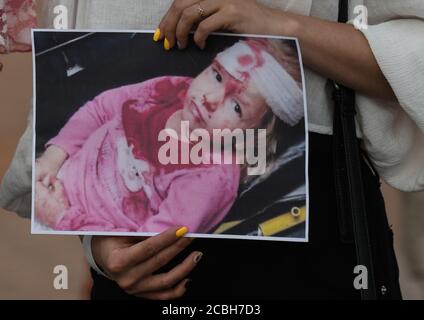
333,0,377,300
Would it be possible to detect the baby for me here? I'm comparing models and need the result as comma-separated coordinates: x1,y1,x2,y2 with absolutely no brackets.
34,38,303,233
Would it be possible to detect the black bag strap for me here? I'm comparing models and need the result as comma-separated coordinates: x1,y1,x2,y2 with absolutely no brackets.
333,0,377,300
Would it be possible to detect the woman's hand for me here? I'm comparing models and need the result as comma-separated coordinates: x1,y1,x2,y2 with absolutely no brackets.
91,227,202,300
36,145,68,187
157,0,282,50
157,0,396,100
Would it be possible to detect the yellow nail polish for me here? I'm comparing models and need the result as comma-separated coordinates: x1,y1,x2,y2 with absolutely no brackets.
164,38,171,51
176,226,188,238
153,28,161,42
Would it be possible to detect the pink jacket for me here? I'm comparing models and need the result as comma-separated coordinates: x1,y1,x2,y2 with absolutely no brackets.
48,76,240,233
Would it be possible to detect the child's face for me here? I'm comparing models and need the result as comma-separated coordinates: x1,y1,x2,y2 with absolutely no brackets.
182,61,268,133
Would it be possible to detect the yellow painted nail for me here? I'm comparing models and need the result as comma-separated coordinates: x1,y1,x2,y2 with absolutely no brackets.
153,28,161,42
164,38,171,51
176,226,189,238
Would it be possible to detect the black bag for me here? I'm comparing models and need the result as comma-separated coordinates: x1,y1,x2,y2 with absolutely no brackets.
332,0,402,300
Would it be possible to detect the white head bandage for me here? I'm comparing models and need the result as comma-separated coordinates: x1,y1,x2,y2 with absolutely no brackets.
215,40,304,126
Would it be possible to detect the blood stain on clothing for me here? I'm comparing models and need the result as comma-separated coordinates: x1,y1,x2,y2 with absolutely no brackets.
122,77,209,174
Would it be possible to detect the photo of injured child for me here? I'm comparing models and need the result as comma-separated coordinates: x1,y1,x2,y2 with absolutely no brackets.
32,31,308,240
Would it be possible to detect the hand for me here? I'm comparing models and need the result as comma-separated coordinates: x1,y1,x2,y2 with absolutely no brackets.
157,0,284,50
91,227,202,300
36,145,68,187
35,178,69,227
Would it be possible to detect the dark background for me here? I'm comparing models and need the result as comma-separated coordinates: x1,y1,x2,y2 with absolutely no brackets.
34,31,306,238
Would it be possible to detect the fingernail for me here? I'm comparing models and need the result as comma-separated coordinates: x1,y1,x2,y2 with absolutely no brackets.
153,28,161,42
164,38,171,51
177,41,185,50
193,252,203,264
176,226,189,238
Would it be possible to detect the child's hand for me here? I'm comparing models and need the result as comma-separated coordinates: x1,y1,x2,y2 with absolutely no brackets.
35,178,70,228
36,145,68,187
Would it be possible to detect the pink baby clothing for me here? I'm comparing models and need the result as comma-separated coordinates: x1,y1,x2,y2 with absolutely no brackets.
48,76,240,233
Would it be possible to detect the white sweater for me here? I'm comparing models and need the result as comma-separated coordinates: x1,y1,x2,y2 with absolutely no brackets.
1,0,423,217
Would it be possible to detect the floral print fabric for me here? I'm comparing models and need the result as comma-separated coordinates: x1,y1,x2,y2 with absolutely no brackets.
0,0,36,53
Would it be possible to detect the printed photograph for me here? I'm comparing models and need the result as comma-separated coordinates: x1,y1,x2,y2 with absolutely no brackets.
32,30,308,241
